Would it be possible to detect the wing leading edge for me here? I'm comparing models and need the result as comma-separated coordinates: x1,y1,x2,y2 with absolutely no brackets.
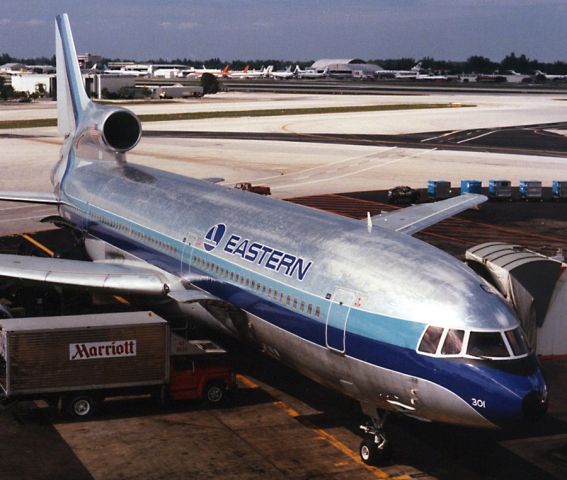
371,193,487,235
0,192,59,205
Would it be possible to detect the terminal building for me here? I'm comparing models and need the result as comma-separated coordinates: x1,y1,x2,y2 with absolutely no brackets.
310,58,382,78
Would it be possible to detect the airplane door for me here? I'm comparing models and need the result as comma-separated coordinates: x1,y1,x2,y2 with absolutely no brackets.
180,233,197,277
326,288,356,353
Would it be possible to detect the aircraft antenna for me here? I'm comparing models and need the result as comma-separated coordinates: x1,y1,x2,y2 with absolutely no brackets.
367,212,373,233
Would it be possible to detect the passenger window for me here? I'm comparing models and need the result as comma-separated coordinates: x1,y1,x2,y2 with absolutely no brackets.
418,326,444,354
251,280,255,289
505,328,529,356
441,329,464,355
293,298,298,309
308,304,313,315
246,278,250,287
467,332,509,358
286,295,291,305
300,300,305,312
315,306,320,318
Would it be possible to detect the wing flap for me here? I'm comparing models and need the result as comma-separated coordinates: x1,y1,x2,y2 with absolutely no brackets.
372,194,487,235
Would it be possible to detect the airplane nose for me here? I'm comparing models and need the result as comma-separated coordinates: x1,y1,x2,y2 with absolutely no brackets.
522,388,548,421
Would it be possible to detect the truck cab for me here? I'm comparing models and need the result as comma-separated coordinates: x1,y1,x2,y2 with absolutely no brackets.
169,336,236,404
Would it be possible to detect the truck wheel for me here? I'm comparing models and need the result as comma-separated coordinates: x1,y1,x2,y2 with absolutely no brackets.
68,395,96,419
205,382,225,404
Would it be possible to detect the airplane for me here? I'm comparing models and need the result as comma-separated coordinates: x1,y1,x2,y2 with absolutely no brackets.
268,65,295,80
294,65,329,79
534,70,567,82
182,65,230,78
375,62,422,79
0,14,548,465
242,66,271,79
415,72,448,81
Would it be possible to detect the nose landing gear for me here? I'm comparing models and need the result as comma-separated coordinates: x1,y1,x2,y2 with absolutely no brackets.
359,410,391,465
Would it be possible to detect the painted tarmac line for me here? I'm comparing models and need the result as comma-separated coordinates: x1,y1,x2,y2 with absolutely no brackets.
21,233,55,257
237,374,391,478
0,213,54,224
420,130,460,143
456,129,497,144
271,148,436,190
246,147,398,184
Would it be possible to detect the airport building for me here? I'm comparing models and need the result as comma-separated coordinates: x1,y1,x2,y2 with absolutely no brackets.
310,58,382,78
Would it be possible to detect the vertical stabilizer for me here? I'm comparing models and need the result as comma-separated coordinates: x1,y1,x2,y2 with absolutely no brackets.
55,14,91,137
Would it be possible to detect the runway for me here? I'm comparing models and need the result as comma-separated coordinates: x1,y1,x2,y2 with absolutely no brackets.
145,120,567,158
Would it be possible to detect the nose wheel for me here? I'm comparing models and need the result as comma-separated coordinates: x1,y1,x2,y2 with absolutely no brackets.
359,411,391,465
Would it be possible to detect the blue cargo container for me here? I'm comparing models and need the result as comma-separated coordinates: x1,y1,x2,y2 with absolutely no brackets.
519,180,542,200
488,179,512,200
553,180,567,199
461,180,482,194
427,180,451,200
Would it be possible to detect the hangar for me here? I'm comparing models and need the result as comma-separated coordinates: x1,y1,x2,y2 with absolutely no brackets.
310,58,382,78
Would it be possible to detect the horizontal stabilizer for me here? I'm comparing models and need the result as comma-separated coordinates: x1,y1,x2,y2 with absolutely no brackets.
0,192,59,205
0,254,167,295
371,194,487,235
202,177,225,184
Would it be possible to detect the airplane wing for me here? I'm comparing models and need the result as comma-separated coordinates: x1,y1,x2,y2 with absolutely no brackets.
0,254,168,295
0,192,59,204
0,253,226,305
371,194,487,235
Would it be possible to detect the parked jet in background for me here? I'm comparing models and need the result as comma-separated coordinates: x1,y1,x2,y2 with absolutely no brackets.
376,62,422,79
268,65,294,79
295,65,329,79
0,14,548,466
534,70,567,82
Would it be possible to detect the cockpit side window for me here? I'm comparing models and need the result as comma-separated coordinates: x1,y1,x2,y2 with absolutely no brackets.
441,329,464,355
467,331,509,358
418,326,444,354
505,328,529,356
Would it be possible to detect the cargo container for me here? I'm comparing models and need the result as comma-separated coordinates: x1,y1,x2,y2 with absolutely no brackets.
0,311,235,418
460,180,482,194
519,180,543,201
488,179,512,200
553,180,567,200
427,180,451,200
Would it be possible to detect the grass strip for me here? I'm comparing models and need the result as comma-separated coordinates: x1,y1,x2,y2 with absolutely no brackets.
0,103,468,130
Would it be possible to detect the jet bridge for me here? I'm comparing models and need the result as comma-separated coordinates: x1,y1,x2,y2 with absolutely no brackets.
466,242,566,357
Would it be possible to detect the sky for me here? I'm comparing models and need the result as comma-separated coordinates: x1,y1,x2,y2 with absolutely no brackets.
1,0,567,63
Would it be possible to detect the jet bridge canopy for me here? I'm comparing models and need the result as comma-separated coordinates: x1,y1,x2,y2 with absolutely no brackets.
466,242,564,353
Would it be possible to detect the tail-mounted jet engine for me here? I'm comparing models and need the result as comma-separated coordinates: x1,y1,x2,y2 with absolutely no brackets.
77,106,142,153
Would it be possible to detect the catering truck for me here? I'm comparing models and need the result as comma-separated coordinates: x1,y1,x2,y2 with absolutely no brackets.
0,311,235,418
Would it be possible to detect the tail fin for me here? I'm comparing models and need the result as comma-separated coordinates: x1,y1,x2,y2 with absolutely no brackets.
55,13,90,137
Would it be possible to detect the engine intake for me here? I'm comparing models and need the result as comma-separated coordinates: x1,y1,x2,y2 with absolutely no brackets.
101,109,141,152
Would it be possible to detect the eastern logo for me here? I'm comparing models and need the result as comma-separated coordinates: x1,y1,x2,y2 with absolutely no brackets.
202,223,313,281
204,223,226,251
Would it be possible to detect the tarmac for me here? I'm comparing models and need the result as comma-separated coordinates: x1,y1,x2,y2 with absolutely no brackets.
0,89,566,479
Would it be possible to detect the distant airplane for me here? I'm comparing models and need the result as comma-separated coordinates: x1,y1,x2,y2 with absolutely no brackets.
415,72,448,81
534,70,567,81
0,13,549,466
295,65,329,79
376,62,422,79
268,65,295,79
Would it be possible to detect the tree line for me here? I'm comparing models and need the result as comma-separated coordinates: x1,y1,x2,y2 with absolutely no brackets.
2,51,567,75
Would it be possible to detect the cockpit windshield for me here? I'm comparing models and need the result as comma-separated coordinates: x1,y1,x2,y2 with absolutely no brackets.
467,332,509,358
417,326,530,360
